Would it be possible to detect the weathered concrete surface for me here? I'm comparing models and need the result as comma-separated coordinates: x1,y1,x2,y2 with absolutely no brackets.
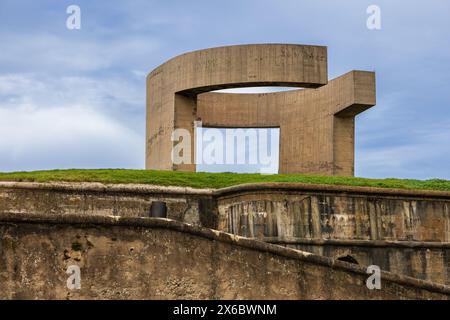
1,181,449,286
0,181,217,229
0,213,449,300
146,44,375,175
216,183,450,284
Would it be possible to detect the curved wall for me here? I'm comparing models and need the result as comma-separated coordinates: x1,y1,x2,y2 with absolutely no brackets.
0,213,448,300
2,181,448,285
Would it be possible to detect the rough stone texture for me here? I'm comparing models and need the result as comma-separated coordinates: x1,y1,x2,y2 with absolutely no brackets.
146,44,376,175
1,181,449,287
0,213,449,300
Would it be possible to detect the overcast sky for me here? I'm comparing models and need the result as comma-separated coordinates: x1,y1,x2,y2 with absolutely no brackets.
0,0,449,179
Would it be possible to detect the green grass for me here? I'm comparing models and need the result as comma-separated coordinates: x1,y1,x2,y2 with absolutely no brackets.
0,169,449,192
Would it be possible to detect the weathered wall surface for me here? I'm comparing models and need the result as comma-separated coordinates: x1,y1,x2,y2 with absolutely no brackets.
146,43,376,175
217,186,450,242
1,182,449,286
0,213,449,300
216,184,450,284
197,70,375,175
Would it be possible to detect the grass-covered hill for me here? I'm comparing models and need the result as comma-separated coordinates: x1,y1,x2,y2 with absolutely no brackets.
1,169,450,192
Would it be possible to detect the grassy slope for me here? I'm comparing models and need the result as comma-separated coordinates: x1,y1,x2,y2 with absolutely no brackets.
0,169,449,191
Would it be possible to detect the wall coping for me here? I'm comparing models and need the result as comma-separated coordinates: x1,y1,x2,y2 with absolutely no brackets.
0,181,214,196
1,181,450,200
0,211,449,297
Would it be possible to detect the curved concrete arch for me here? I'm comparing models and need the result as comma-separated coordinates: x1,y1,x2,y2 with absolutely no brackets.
146,44,375,174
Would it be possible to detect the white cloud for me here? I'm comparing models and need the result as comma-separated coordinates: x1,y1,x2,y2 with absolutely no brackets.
0,73,144,171
0,32,160,73
0,73,143,112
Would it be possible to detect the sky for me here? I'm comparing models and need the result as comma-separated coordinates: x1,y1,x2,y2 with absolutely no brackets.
0,0,449,179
